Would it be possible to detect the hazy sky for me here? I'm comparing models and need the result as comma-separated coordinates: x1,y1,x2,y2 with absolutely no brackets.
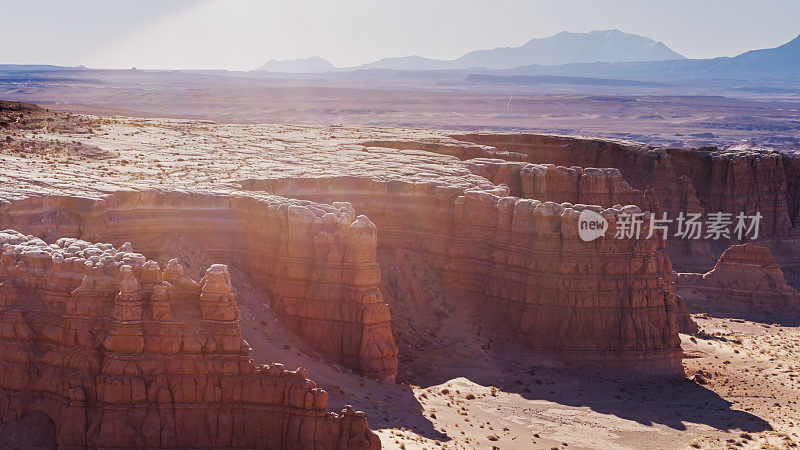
3,0,799,70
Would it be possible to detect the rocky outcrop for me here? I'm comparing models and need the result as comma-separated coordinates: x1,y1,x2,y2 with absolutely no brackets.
463,159,653,208
447,192,683,373
669,150,794,240
0,230,380,449
17,129,784,381
0,191,399,382
463,159,530,197
676,244,800,317
459,157,712,272
519,164,649,207
673,294,699,334
245,177,686,376
451,133,800,271
783,154,800,227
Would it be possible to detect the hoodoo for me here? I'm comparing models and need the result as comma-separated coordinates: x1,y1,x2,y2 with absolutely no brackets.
0,231,380,448
677,243,800,318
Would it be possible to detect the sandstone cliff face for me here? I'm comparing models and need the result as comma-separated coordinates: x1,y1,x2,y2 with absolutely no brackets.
676,244,800,319
450,134,661,184
8,130,759,382
448,192,683,373
451,134,800,271
518,164,647,207
668,150,796,255
245,177,686,376
0,230,380,449
783,155,800,227
462,159,530,197
0,191,399,383
463,159,653,208
461,156,706,269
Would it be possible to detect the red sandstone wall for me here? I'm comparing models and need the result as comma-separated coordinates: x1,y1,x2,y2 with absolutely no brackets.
782,155,800,231
519,164,648,207
0,192,399,382
668,150,795,240
0,180,688,377
0,231,380,448
451,133,800,270
245,177,686,376
676,244,800,316
463,159,653,208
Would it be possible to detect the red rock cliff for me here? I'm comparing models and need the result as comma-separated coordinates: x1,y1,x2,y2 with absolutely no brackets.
245,177,686,376
676,243,800,317
0,230,380,449
0,191,399,383
450,134,800,271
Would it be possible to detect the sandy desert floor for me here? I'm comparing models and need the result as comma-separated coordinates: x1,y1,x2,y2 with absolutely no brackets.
240,283,800,450
35,92,800,152
1,67,799,151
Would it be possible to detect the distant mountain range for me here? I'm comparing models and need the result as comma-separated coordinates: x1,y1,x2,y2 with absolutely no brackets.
495,33,800,81
255,56,334,73
7,30,798,86
255,30,685,73
360,30,684,71
722,33,800,72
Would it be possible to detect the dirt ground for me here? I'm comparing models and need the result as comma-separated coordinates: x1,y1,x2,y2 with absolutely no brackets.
358,314,799,449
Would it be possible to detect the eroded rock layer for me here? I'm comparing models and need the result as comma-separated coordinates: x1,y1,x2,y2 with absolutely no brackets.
450,133,800,270
464,158,651,208
0,230,380,449
245,177,686,376
8,117,767,382
676,244,800,317
0,192,399,383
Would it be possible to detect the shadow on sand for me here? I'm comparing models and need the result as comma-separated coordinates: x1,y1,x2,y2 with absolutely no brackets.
376,361,773,443
360,343,772,444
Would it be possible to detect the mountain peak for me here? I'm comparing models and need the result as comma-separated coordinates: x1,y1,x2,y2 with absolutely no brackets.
354,30,685,71
590,29,625,35
460,30,685,69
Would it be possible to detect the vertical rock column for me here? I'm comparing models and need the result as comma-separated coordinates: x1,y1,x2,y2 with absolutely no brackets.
264,202,398,382
93,265,148,447
103,265,145,354
345,215,399,382
199,264,245,354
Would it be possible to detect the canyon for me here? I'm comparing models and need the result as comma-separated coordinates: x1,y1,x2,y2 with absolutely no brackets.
0,102,799,447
